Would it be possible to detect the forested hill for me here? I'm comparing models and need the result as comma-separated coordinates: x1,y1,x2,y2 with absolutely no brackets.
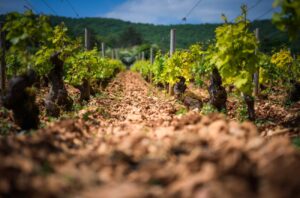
49,16,218,51
1,14,299,52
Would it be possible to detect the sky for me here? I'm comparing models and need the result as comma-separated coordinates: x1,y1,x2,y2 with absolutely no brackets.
0,0,278,24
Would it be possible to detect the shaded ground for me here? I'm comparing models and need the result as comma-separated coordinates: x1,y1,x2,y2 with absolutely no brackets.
1,71,300,198
188,83,300,138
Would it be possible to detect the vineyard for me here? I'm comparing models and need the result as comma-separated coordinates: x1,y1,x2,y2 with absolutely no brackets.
0,1,300,198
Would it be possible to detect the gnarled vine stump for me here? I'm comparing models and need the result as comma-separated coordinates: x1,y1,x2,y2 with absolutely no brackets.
244,94,255,121
2,70,39,130
208,68,227,111
45,52,73,117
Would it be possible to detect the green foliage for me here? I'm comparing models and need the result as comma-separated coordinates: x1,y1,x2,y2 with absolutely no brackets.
3,11,52,72
258,53,278,85
271,48,293,69
65,48,99,86
72,103,86,112
176,107,188,115
200,103,218,115
152,51,167,85
3,11,51,48
65,48,125,86
258,49,300,90
236,102,249,122
34,47,56,75
160,48,200,86
292,137,300,149
272,0,300,40
52,23,70,46
189,44,207,73
133,44,207,90
104,59,126,79
191,44,214,87
271,49,300,82
6,53,23,77
163,51,189,86
131,60,151,78
34,23,80,76
212,5,258,95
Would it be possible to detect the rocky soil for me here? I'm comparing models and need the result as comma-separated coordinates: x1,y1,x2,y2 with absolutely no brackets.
1,71,300,198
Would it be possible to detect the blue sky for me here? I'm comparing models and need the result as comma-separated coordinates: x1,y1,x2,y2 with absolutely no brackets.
0,0,278,24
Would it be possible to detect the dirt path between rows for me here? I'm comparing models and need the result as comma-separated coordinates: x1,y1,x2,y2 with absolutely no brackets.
1,71,300,198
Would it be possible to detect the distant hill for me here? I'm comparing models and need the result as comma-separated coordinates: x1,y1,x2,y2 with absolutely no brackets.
48,16,219,51
1,14,299,53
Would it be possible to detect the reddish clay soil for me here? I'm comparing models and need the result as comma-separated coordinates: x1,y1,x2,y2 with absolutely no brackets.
1,71,300,198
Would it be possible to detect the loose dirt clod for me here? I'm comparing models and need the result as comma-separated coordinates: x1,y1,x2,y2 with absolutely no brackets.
0,71,300,198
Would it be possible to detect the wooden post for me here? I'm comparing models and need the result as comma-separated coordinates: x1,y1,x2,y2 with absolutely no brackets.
84,28,91,50
253,28,259,97
111,49,114,59
149,48,154,84
0,22,6,93
169,29,176,95
170,29,176,56
142,52,145,61
101,42,105,58
115,49,119,59
84,27,91,100
150,48,154,64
